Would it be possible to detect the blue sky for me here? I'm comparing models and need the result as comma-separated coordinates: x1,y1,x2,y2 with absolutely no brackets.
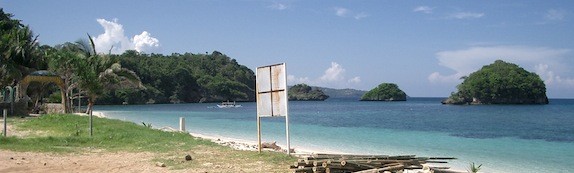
3,1,574,98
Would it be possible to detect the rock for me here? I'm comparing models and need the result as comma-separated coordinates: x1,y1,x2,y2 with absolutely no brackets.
155,162,166,167
185,154,192,161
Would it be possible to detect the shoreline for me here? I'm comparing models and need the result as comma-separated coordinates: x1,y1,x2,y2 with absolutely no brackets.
90,111,326,155
92,111,466,172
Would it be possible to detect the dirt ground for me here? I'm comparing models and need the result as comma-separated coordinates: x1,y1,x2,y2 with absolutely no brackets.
0,147,287,173
0,150,164,173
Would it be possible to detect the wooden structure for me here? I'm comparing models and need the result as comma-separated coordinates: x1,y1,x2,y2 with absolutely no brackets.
18,70,66,113
291,153,461,173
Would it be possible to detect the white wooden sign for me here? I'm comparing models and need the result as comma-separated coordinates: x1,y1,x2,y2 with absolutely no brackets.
256,63,290,154
256,63,288,117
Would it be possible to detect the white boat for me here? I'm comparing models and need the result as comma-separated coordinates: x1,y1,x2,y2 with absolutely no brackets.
216,101,242,108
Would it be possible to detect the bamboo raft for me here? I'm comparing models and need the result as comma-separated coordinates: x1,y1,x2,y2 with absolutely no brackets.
290,153,461,173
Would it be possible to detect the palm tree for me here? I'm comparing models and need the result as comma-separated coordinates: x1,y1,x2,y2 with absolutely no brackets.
1,9,42,115
47,43,84,113
75,34,143,114
1,10,41,89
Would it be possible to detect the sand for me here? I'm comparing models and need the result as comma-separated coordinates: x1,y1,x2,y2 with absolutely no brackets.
0,150,163,173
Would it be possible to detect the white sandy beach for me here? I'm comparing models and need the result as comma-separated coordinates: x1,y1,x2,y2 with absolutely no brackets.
87,111,467,173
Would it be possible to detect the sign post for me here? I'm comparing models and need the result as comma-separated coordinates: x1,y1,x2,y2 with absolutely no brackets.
256,63,290,155
3,109,7,137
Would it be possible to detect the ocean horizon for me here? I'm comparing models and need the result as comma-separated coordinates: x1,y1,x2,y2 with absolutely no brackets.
95,97,574,173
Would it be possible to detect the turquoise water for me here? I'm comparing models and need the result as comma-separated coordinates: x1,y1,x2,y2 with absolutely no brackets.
95,98,574,173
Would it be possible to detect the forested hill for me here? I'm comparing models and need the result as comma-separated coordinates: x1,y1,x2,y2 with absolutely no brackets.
97,50,256,104
315,87,366,99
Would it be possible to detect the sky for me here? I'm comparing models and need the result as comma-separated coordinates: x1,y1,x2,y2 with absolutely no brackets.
2,1,574,98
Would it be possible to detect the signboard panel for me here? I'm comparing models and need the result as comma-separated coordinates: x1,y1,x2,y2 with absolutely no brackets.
256,63,287,117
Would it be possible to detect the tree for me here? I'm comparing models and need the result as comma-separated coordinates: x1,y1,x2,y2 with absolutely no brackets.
47,43,85,113
444,60,548,104
1,9,43,115
288,84,329,101
75,34,143,113
1,9,42,89
361,83,407,101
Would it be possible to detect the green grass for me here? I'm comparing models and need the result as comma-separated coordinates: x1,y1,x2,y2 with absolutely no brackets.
0,114,215,153
0,114,297,171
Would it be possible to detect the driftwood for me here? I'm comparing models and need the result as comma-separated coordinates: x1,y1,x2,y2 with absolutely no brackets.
261,141,282,150
291,153,459,173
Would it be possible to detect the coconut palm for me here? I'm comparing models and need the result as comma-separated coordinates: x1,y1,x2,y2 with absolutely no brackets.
74,34,143,114
1,9,42,115
1,9,41,89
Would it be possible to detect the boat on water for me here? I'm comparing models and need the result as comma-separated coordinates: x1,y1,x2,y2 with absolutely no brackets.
217,101,242,108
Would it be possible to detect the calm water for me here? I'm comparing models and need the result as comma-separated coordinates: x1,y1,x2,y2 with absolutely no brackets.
95,98,574,173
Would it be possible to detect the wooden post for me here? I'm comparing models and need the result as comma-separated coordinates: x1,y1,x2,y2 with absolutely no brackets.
179,117,185,132
3,109,7,137
257,116,262,153
9,86,14,116
89,109,93,136
77,90,81,113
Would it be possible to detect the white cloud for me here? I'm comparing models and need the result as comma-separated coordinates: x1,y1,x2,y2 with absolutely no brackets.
288,62,361,88
93,19,132,54
545,9,566,21
92,18,161,54
428,46,573,88
354,12,369,20
348,76,361,83
535,64,574,87
333,7,368,20
334,7,349,17
269,2,288,10
428,72,460,84
321,62,345,82
287,75,311,85
449,12,484,19
413,6,433,14
133,31,160,53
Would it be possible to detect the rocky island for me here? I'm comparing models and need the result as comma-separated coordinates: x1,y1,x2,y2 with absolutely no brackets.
288,84,329,101
442,60,548,105
360,83,407,101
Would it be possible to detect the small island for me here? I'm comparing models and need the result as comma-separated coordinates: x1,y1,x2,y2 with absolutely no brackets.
442,60,549,105
360,83,407,101
288,84,329,101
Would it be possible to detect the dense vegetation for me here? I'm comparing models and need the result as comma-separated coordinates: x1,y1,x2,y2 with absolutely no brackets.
288,84,329,101
315,87,366,99
1,9,256,116
443,60,548,104
99,50,255,104
360,83,407,101
1,9,44,89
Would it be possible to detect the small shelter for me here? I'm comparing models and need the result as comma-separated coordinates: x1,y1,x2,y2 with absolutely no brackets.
18,70,66,113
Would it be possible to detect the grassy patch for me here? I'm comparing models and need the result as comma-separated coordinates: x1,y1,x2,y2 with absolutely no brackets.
0,114,297,171
0,114,214,153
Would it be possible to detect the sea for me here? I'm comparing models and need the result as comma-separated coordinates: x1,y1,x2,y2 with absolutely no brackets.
95,98,574,173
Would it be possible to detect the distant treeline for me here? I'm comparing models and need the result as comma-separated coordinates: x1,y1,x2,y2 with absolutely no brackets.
97,50,256,104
